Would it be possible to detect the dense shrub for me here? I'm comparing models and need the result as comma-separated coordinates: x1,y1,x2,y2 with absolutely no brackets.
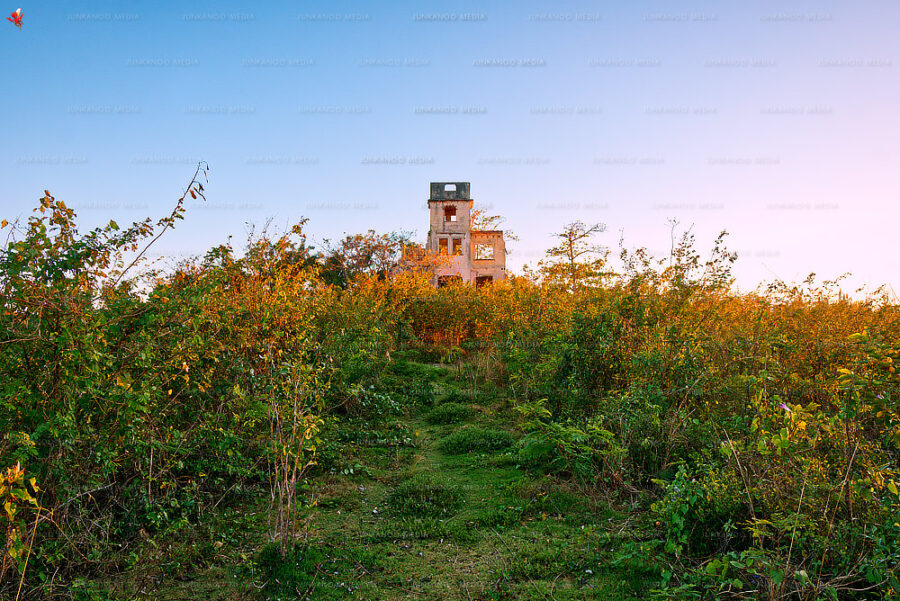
0,183,406,594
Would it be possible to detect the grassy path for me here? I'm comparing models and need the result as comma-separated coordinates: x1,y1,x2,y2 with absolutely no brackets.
274,400,649,600
101,394,652,600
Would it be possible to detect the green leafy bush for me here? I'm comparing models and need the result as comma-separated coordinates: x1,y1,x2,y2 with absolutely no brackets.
515,398,627,483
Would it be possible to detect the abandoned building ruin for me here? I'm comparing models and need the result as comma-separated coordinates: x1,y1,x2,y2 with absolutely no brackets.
426,182,506,287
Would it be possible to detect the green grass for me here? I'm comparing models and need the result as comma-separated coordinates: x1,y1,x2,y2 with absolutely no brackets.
425,402,474,424
257,542,378,600
436,425,516,454
435,388,471,405
387,472,465,517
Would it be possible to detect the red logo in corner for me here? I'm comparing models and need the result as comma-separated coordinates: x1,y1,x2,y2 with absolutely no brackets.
7,8,22,28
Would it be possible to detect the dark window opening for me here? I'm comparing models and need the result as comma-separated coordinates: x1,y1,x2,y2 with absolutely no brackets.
438,275,463,288
476,275,493,287
438,238,448,255
444,206,457,222
452,238,462,255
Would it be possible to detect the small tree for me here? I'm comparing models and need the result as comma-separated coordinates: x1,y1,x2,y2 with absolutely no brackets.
320,230,413,287
471,208,519,242
539,221,610,290
267,362,322,556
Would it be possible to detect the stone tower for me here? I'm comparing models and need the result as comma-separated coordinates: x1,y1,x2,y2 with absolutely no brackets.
425,182,506,286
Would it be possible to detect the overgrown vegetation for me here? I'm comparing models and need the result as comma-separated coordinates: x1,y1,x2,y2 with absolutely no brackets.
2,177,899,599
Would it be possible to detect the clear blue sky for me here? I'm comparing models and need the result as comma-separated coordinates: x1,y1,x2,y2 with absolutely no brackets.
2,1,898,296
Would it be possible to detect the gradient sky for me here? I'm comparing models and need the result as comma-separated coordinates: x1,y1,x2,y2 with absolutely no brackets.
1,1,898,297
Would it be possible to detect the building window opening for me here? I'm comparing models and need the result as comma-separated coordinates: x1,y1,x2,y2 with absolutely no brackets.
439,238,448,255
452,238,462,256
438,275,462,288
444,183,456,192
474,243,494,260
476,275,493,287
444,206,457,222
